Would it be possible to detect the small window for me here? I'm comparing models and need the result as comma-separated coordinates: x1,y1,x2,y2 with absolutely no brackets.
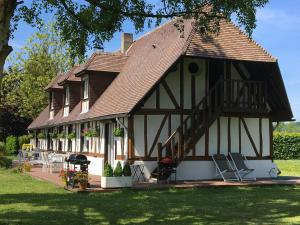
65,86,70,106
83,78,89,100
50,92,54,110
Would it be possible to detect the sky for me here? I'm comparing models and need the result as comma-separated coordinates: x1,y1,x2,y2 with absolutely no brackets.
6,0,300,121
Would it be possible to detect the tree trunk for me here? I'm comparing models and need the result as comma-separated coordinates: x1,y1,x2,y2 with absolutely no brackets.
0,0,17,78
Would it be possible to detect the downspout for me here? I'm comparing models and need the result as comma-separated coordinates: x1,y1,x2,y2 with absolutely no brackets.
116,117,128,162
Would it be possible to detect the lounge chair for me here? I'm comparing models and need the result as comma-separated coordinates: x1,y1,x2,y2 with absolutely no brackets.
40,152,54,173
229,152,256,181
212,154,240,182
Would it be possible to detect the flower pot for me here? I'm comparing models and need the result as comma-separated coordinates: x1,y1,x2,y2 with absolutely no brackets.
79,182,88,190
101,176,133,189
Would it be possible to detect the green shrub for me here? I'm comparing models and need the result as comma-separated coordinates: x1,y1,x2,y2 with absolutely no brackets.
103,162,113,177
123,163,131,176
5,136,18,155
273,132,300,159
18,135,31,148
0,142,5,155
0,156,13,169
113,128,124,137
37,133,45,139
67,132,76,140
113,161,123,177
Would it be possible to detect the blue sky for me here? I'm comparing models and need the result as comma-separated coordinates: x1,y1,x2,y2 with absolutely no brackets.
7,0,300,121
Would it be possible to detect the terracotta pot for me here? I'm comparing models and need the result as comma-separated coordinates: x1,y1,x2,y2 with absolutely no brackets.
79,182,88,190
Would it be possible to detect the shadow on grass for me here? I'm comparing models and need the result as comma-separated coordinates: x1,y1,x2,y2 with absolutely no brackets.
0,185,300,225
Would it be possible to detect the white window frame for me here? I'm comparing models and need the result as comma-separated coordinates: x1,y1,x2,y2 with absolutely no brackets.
65,86,70,106
83,77,89,100
50,92,54,110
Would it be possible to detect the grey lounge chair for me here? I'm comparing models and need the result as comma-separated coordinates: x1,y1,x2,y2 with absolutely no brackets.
212,154,240,182
229,152,256,181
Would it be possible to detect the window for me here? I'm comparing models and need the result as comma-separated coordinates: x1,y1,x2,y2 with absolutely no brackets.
50,92,54,110
83,78,89,100
64,86,70,106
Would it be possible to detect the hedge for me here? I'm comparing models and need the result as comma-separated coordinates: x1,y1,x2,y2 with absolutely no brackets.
5,136,18,155
273,132,300,160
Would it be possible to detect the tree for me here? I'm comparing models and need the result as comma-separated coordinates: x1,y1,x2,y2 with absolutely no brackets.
0,0,268,77
0,25,74,121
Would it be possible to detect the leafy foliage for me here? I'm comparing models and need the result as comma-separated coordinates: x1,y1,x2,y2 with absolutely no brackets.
0,142,6,155
37,133,46,139
67,132,76,140
123,163,132,176
273,132,300,160
18,135,31,148
0,156,12,169
274,122,300,133
113,161,123,177
103,162,113,177
1,25,75,120
113,128,124,137
5,135,18,155
14,1,268,61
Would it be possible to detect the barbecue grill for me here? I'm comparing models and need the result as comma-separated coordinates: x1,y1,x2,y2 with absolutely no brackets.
66,154,91,188
66,154,90,171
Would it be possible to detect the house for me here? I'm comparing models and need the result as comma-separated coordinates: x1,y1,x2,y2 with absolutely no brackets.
28,19,293,180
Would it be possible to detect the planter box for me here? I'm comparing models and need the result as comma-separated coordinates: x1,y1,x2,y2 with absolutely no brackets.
101,176,133,188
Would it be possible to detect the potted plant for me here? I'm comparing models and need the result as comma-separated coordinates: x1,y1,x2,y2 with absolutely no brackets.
59,169,68,187
49,132,58,139
82,128,97,140
67,132,76,140
58,132,66,141
74,171,89,190
37,132,45,139
113,128,124,139
101,161,133,189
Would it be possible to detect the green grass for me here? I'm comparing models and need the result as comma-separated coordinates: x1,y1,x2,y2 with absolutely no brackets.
0,169,300,224
275,160,300,177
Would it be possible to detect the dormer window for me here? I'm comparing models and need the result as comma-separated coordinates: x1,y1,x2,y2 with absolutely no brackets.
64,86,70,106
49,92,54,120
81,76,89,113
63,86,70,117
83,77,89,100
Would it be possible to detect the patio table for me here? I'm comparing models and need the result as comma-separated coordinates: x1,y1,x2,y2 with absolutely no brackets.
130,162,146,182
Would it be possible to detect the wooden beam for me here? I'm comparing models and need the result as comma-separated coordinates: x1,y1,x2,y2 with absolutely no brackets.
217,117,220,154
228,117,231,153
161,80,180,109
135,109,193,115
259,118,263,158
180,59,184,109
240,118,259,157
205,128,209,156
144,115,148,157
191,75,195,109
148,114,168,157
128,116,135,160
269,119,274,160
238,118,241,154
233,62,248,80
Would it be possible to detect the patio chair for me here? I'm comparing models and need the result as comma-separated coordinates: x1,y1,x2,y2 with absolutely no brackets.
212,154,240,182
17,149,26,163
229,152,256,181
40,152,54,173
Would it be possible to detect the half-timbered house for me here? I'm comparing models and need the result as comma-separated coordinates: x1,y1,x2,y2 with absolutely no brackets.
28,19,293,180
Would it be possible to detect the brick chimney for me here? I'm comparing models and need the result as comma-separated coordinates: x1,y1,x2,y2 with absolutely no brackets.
121,33,133,53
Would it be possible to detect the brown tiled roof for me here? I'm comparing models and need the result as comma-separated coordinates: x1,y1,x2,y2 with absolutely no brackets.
29,19,285,129
44,74,65,90
75,52,128,74
57,65,81,85
184,21,276,62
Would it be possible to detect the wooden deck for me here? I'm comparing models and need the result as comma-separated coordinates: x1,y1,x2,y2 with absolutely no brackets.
28,166,300,192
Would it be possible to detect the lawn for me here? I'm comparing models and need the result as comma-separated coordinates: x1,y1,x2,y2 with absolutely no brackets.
275,160,300,177
0,168,300,224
